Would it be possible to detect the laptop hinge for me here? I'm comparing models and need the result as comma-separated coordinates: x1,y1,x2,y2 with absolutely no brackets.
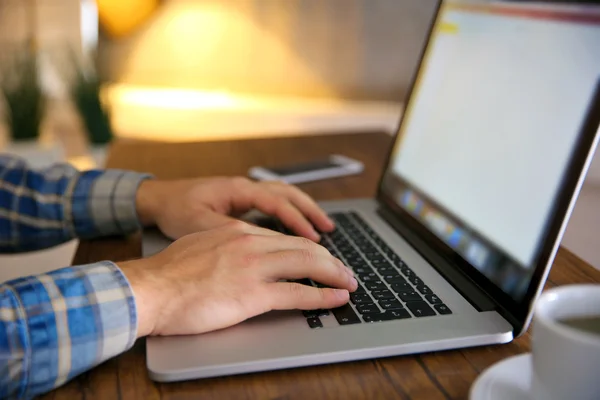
376,205,498,313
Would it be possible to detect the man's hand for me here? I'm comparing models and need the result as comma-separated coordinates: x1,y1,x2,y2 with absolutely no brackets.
119,221,357,338
136,177,334,241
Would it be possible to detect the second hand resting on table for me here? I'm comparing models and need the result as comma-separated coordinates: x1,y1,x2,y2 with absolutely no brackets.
123,177,358,337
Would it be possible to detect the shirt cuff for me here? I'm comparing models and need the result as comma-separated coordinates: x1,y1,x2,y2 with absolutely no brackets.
71,170,152,238
1,261,137,398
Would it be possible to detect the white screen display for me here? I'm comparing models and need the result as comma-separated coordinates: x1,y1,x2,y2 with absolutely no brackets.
390,3,600,267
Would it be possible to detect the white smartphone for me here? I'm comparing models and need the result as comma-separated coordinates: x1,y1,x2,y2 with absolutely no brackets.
248,154,364,184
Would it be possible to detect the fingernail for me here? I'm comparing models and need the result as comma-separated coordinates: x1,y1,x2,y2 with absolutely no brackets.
348,276,358,289
334,289,349,299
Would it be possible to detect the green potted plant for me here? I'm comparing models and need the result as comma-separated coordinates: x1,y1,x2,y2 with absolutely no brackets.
0,49,46,142
69,53,113,145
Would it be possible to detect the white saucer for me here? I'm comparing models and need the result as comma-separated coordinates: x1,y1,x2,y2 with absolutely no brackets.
469,353,532,400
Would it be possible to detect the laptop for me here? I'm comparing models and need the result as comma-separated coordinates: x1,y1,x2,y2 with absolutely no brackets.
144,1,600,382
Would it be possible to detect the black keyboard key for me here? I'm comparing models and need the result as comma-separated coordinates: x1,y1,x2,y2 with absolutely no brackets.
302,309,330,317
398,290,423,302
390,282,412,292
330,233,347,242
345,251,361,260
337,245,353,254
388,253,401,262
356,303,380,314
256,217,281,232
425,294,442,304
307,317,323,329
434,304,452,314
409,276,424,286
345,250,361,258
365,281,387,291
350,293,372,304
354,267,374,275
384,275,407,284
378,299,404,310
378,243,393,253
354,284,366,294
355,222,369,230
363,313,387,323
399,265,413,275
384,309,411,320
372,261,394,271
347,259,366,269
376,266,398,275
358,243,377,251
417,285,433,295
332,304,362,325
406,301,436,317
334,240,352,249
369,256,387,264
353,239,369,247
372,290,395,300
360,274,380,282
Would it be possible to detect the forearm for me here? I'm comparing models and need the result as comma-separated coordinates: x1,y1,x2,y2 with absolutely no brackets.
0,261,137,398
0,155,151,253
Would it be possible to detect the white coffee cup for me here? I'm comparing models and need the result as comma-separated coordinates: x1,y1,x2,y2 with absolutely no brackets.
530,284,600,400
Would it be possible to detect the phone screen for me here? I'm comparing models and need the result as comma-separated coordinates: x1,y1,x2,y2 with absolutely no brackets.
268,159,339,176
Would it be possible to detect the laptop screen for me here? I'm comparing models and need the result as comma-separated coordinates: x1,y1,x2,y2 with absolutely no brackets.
381,2,600,301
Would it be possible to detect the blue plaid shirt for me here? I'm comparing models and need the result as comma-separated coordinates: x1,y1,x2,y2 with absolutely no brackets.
0,154,150,399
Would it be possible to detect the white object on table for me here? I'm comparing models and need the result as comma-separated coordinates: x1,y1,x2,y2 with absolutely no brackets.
0,240,79,282
469,353,531,400
1,140,65,169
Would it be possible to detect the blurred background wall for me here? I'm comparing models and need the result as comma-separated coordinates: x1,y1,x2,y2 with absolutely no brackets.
97,0,438,101
0,0,438,101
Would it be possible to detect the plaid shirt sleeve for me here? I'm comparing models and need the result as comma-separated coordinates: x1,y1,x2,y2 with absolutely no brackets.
0,154,151,398
0,261,137,399
0,153,151,252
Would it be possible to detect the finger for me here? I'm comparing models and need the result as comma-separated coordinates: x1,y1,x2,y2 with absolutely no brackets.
194,211,278,236
267,182,335,233
191,211,284,244
259,250,357,290
229,233,333,258
268,283,350,311
243,186,321,241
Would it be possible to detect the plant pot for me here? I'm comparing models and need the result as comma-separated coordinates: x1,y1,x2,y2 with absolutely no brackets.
89,143,108,168
2,138,64,169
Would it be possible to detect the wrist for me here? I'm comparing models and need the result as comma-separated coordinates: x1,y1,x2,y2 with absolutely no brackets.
136,179,162,227
117,259,160,338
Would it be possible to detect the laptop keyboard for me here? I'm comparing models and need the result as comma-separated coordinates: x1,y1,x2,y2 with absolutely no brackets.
258,211,452,328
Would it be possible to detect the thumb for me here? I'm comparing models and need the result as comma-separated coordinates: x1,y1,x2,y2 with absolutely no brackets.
269,282,350,311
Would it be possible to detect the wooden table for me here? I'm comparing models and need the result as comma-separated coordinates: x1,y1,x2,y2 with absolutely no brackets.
43,132,600,400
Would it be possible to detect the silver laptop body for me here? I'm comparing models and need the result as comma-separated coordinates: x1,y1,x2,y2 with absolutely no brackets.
145,1,600,382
